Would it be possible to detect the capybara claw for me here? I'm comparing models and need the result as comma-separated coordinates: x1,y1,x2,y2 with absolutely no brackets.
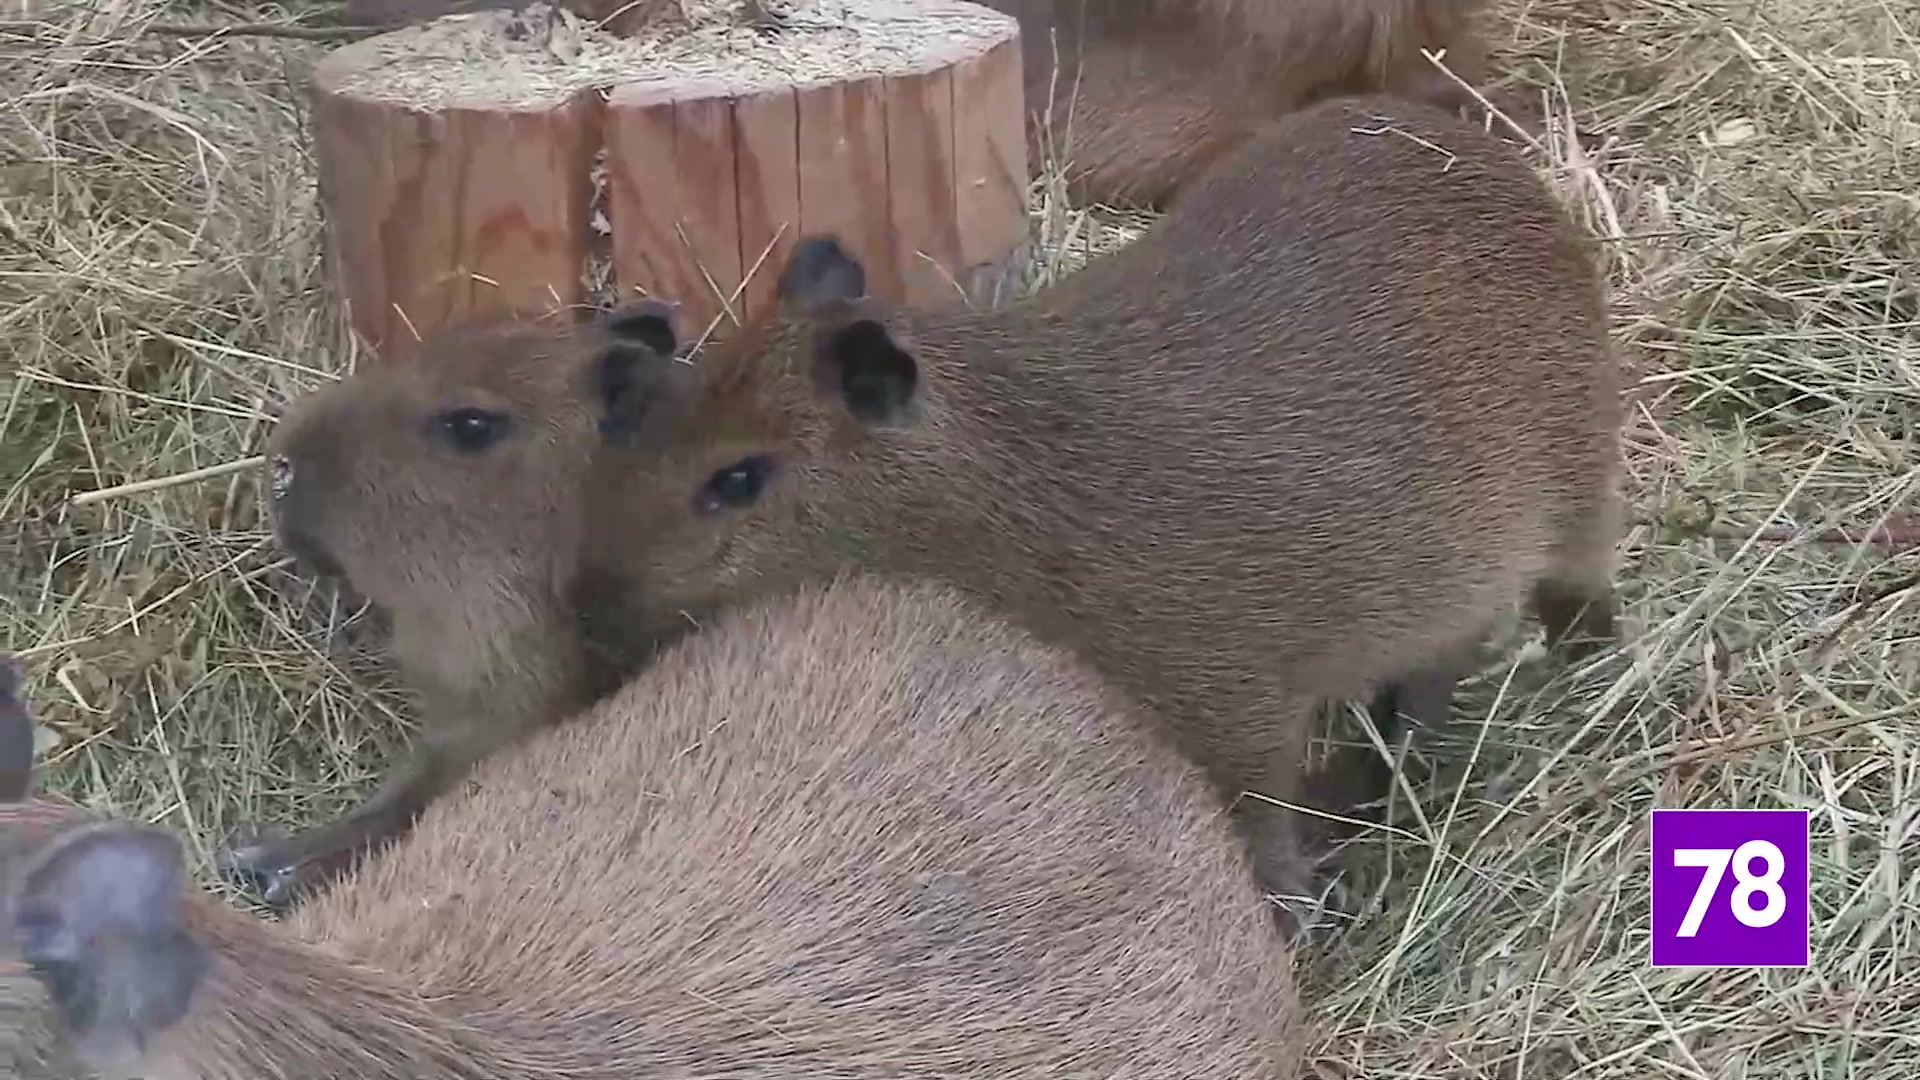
218,827,306,911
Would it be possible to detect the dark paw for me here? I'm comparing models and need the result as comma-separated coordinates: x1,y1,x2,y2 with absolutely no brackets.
217,827,309,911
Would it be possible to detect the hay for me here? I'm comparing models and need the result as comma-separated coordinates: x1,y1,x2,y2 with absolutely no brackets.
324,0,1014,108
2,0,1918,1074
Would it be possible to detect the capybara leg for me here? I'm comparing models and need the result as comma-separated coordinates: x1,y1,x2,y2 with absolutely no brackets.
219,722,514,910
1370,663,1461,741
1533,493,1622,662
1295,716,1394,850
1533,575,1618,662
1299,662,1462,839
219,820,389,913
1210,704,1326,934
1232,802,1317,936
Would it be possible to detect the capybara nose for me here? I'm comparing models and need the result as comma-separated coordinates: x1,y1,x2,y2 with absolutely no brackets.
269,454,295,502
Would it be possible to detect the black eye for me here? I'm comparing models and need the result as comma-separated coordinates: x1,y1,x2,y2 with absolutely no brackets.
434,407,510,454
696,456,775,515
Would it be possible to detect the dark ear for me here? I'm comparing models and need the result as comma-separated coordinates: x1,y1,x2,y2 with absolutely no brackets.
593,304,679,446
777,236,867,316
10,822,210,1066
815,319,919,426
603,297,678,358
0,654,34,802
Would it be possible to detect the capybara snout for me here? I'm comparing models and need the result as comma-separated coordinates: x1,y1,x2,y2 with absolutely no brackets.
266,336,582,602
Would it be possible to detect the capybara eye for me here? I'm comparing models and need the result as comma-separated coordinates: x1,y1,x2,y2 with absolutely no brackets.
433,407,510,454
695,455,774,515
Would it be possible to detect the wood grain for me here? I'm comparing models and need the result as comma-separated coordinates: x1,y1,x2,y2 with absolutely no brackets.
309,2,1030,360
884,63,962,308
310,80,597,361
952,35,1033,309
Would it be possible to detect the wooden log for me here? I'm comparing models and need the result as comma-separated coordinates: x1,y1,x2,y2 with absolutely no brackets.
308,0,1031,360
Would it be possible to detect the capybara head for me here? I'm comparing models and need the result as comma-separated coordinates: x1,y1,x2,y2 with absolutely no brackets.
0,804,115,1080
0,653,153,1078
576,237,933,632
265,300,681,609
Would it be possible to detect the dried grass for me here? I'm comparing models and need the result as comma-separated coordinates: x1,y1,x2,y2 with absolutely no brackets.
2,0,1918,1076
324,0,1013,108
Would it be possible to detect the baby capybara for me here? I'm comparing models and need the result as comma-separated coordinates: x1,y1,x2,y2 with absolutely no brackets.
223,300,684,905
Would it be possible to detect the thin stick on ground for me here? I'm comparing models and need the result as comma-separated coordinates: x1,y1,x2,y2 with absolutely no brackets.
68,457,267,508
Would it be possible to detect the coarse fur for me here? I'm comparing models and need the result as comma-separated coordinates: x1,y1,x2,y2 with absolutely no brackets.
569,96,1625,902
0,582,1306,1079
224,301,681,906
248,94,1623,909
995,0,1493,206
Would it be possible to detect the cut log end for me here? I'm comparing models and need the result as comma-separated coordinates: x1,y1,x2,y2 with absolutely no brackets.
310,0,1031,360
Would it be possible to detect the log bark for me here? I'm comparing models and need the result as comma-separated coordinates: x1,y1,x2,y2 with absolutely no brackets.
308,0,1030,360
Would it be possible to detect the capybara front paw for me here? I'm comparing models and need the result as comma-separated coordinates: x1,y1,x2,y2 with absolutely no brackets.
217,827,309,911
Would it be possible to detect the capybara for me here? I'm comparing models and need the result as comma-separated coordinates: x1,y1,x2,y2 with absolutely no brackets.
243,94,1622,910
995,0,1494,206
0,579,1307,1078
222,299,683,907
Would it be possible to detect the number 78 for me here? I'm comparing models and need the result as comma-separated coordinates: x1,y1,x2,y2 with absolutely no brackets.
1672,841,1788,937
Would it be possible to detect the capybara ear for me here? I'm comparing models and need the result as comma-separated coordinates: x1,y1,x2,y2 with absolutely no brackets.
593,301,682,447
813,319,920,428
0,653,33,803
10,821,210,1069
776,235,868,317
603,297,679,359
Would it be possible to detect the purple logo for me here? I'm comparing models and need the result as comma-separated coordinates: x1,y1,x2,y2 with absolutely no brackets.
1651,808,1810,968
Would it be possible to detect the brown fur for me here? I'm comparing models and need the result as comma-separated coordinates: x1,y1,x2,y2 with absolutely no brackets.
995,0,1494,206
224,312,671,905
0,581,1306,1079
564,98,1623,901
255,95,1623,907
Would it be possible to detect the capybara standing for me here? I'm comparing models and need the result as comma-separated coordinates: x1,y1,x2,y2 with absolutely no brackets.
238,94,1622,911
0,579,1307,1078
992,0,1493,206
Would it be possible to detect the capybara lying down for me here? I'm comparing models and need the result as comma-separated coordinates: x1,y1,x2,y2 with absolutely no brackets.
0,579,1308,1078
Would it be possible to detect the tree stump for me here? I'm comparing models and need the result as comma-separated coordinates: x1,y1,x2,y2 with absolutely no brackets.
308,0,1031,361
